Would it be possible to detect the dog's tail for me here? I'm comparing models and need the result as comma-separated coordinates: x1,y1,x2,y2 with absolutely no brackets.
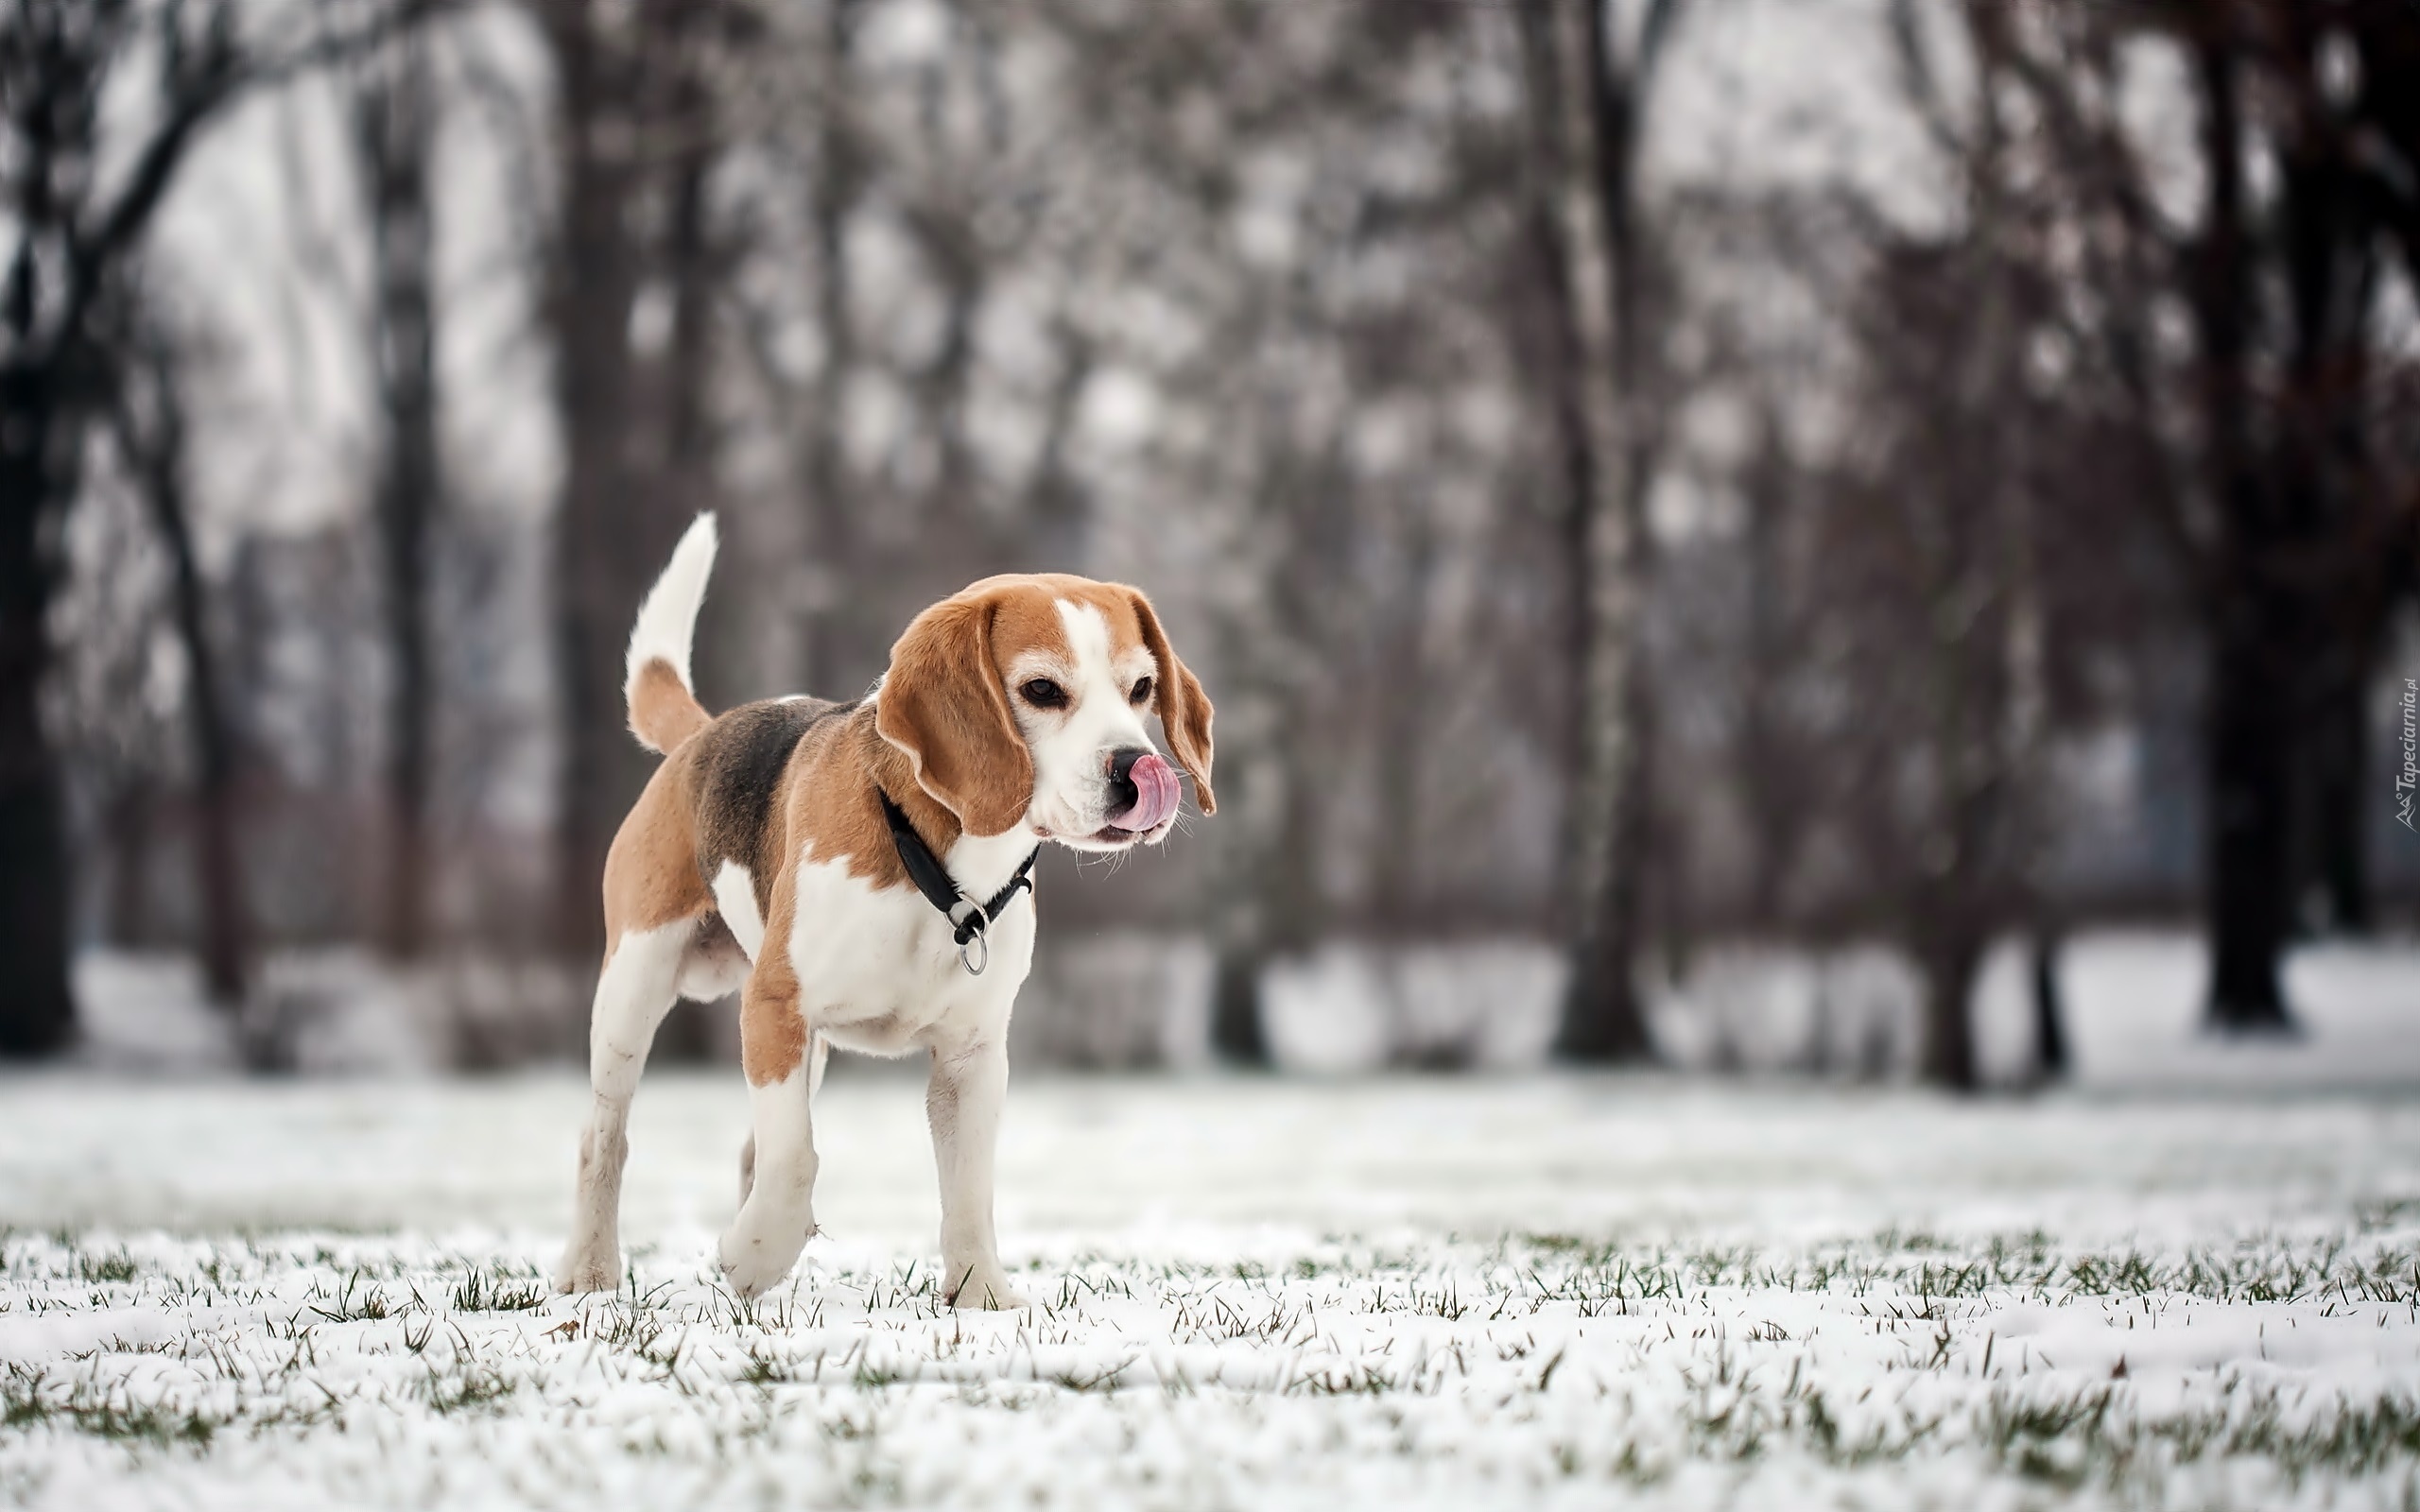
625,513,718,754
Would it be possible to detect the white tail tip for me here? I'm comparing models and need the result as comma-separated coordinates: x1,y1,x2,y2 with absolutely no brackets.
624,512,719,703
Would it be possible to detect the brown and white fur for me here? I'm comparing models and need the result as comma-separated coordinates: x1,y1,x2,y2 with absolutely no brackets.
554,515,1215,1308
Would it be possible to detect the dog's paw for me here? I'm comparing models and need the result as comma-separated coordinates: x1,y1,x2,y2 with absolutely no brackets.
717,1218,814,1300
554,1252,620,1295
944,1266,1029,1312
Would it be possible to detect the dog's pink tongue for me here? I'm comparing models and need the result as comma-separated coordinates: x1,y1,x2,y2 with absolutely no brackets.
1111,753,1181,833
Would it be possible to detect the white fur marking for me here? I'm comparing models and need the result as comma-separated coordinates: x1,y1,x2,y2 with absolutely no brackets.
712,860,765,962
587,923,691,1102
1007,599,1156,845
624,513,718,707
785,850,1036,1058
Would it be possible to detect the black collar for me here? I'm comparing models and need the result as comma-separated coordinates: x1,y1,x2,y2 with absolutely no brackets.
879,791,1039,973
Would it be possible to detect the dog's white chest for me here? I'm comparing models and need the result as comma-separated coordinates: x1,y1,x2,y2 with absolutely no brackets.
783,852,1035,1054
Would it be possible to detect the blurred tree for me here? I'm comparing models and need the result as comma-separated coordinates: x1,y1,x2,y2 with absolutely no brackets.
1730,400,1812,934
23,0,2406,1079
799,0,865,696
354,28,442,960
1810,241,2030,1093
531,0,745,984
0,0,284,1054
1519,0,1680,1063
2184,1,2418,1022
109,315,251,1012
1722,0,2180,1089
1989,0,2420,1032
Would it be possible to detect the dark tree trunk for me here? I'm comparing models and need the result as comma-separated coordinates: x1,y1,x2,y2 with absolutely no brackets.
115,327,251,1009
1514,0,1597,828
0,379,75,1056
0,0,254,1055
2204,611,2296,1031
2184,6,2386,1022
1580,0,1668,1064
1208,950,1270,1067
1582,0,1662,1048
1367,506,1434,927
0,7,89,1057
1560,731,1655,1060
802,0,864,695
1736,406,1801,930
2304,646,2372,935
1917,927,1983,1091
640,28,732,1064
658,56,718,488
1519,0,1662,1064
535,0,743,988
145,429,249,1007
1210,729,1326,1069
2031,922,2067,1080
357,37,441,959
2187,33,2297,1035
542,0,640,966
2273,5,2380,941
535,0,706,967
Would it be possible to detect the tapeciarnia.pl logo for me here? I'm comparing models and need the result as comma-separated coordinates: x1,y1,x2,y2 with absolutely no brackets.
2399,678,2418,833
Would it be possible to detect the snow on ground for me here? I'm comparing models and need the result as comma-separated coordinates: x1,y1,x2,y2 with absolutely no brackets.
4,1071,2420,1509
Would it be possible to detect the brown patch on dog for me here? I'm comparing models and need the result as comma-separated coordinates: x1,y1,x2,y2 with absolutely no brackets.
740,868,806,1086
980,582,1078,677
628,658,710,754
786,708,959,888
601,751,712,954
1120,589,1217,814
874,589,1039,837
741,955,805,1086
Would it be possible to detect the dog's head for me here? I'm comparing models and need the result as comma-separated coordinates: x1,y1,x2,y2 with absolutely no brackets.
874,575,1215,849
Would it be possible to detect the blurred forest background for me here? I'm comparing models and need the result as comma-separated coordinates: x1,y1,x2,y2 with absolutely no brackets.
1,0,2414,1087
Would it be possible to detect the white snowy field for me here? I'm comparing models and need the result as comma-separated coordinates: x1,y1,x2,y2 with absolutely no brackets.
5,1074,2420,1510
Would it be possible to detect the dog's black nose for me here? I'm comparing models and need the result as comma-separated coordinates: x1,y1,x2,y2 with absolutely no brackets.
1106,747,1150,812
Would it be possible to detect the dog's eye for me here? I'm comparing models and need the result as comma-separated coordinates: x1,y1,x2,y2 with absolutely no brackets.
1021,678,1068,709
1130,676,1153,706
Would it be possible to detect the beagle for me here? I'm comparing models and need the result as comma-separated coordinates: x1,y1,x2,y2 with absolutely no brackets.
553,516,1215,1308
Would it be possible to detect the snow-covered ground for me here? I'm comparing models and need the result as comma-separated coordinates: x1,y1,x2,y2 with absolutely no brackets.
4,1070,2420,1509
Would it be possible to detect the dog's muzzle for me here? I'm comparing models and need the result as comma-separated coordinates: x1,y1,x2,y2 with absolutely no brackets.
1105,749,1181,833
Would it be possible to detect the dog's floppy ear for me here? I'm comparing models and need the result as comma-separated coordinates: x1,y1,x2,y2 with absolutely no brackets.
1125,590,1216,816
875,593,1034,836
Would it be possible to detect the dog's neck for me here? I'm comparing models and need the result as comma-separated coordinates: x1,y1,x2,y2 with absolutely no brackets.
856,711,1036,902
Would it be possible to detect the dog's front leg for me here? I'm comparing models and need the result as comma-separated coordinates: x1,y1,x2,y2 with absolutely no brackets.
926,1036,1026,1310
717,952,820,1299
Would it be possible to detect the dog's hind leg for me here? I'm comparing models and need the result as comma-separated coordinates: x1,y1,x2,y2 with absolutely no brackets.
556,919,692,1294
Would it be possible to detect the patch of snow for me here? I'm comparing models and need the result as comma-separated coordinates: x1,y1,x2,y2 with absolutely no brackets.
68,954,239,1075
1262,942,1564,1073
3,1077,2420,1508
